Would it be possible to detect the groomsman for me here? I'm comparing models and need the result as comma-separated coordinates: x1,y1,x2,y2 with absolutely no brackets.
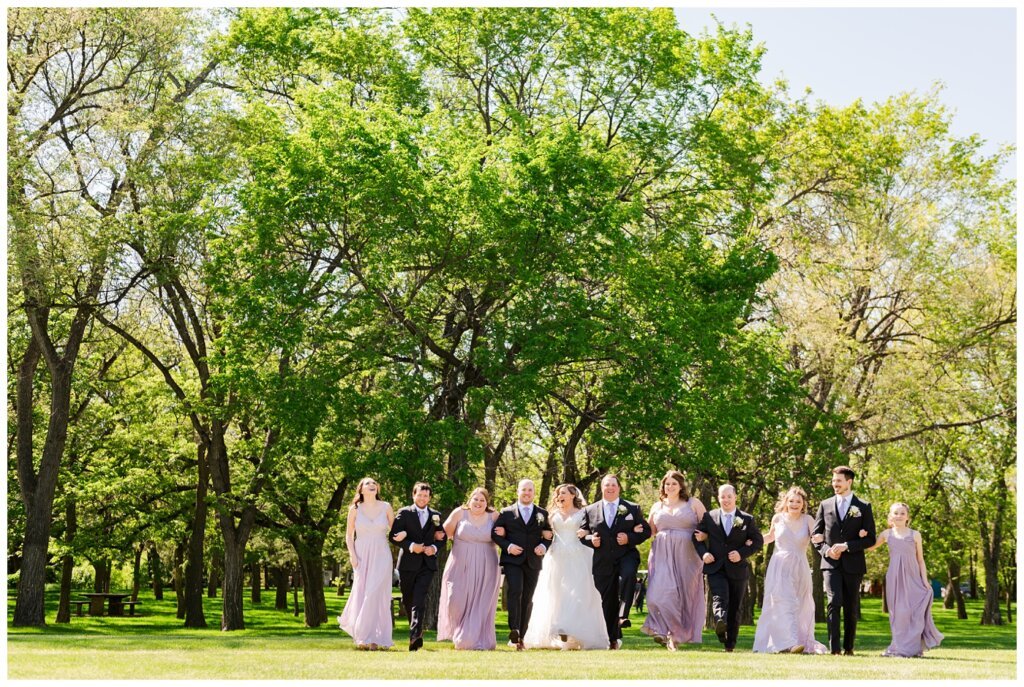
390,482,446,651
813,466,876,656
579,474,651,650
693,484,763,652
492,479,553,650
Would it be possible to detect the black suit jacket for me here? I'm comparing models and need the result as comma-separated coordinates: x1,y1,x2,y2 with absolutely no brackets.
692,509,763,580
579,499,651,573
813,494,876,575
492,504,553,570
390,504,447,572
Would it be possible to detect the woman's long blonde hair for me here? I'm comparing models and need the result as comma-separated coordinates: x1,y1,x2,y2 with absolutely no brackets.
774,486,808,514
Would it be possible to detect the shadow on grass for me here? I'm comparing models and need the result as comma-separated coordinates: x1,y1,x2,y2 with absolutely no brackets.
8,588,1017,651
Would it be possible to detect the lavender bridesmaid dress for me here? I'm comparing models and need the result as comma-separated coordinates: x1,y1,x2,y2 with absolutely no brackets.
338,506,394,648
882,530,943,657
641,500,705,644
752,514,828,654
437,510,501,650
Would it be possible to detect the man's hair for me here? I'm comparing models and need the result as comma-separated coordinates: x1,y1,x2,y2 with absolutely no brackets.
718,483,736,496
832,466,856,480
601,473,621,488
412,482,432,495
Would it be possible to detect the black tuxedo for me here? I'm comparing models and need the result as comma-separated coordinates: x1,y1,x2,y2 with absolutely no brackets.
390,504,447,646
813,494,876,653
580,499,651,642
693,508,763,649
492,503,553,641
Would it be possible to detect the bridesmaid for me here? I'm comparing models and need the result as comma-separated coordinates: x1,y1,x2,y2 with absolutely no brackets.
641,470,707,650
437,487,501,650
865,502,944,657
752,486,828,654
338,477,395,650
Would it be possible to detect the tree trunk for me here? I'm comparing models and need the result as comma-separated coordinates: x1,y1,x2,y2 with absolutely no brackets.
295,547,327,627
173,542,186,619
969,549,978,599
183,442,209,628
13,343,71,627
424,544,449,631
293,567,301,617
216,514,252,631
274,567,290,610
264,563,272,589
149,542,164,601
55,496,77,624
538,440,560,508
250,561,262,604
812,552,826,623
94,560,111,593
131,545,143,602
944,559,968,619
979,473,1008,625
207,556,220,598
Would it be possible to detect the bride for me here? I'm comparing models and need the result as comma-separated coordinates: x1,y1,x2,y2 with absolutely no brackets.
521,484,610,650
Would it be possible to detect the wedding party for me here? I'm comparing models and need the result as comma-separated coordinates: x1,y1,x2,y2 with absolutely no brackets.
7,5,1014,681
338,468,944,660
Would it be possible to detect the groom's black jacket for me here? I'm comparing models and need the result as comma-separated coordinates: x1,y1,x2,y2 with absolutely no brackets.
813,494,876,575
492,504,553,570
390,505,447,572
693,508,763,580
579,499,651,572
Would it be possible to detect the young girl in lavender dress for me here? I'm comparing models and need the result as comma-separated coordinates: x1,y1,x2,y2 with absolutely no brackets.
865,502,943,657
752,486,828,654
338,477,395,650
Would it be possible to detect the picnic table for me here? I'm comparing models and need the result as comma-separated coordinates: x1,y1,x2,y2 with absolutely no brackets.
81,592,133,617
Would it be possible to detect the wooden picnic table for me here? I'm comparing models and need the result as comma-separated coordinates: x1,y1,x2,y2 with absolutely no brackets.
81,592,132,617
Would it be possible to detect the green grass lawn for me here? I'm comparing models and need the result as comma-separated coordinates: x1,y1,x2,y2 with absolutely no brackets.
7,586,1016,679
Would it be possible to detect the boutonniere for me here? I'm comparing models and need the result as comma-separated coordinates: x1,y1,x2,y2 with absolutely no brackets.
431,514,441,525
734,517,744,527
617,505,627,516
536,513,545,524
848,506,861,518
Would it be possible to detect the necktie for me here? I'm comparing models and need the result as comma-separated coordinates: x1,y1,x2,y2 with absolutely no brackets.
606,502,615,524
418,508,427,528
724,513,733,536
521,506,531,523
839,498,848,520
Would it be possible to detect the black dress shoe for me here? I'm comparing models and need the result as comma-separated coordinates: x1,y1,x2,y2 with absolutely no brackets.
509,629,520,644
619,619,631,628
843,649,855,656
831,651,842,656
559,633,568,642
409,636,423,652
725,646,734,652
714,620,728,643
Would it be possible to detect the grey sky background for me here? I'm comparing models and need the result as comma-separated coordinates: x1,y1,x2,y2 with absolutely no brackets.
677,8,1017,177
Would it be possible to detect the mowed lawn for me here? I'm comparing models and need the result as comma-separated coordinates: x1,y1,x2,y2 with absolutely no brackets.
7,587,1016,680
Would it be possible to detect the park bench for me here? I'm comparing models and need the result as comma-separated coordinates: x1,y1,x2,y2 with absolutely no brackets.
70,600,90,617
124,601,142,616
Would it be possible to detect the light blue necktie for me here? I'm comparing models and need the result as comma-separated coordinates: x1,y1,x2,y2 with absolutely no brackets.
724,513,733,536
606,502,615,524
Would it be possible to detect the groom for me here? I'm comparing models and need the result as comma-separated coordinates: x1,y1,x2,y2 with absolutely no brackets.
579,474,651,650
813,465,876,655
390,482,446,651
693,484,763,652
492,479,553,650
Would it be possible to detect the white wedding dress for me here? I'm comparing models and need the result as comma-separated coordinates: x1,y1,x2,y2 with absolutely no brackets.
522,509,610,650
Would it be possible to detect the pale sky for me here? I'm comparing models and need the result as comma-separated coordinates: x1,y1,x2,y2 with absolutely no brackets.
678,8,1016,176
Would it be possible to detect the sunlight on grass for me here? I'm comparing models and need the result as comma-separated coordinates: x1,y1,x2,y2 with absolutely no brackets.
7,588,1015,679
